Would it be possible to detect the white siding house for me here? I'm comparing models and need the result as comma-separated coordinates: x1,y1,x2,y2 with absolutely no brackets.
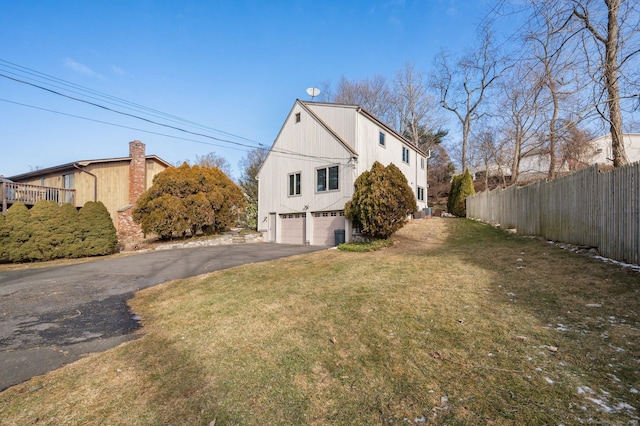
257,100,428,246
589,133,640,165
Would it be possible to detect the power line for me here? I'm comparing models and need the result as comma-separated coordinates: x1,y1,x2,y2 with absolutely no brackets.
0,97,351,165
0,59,258,144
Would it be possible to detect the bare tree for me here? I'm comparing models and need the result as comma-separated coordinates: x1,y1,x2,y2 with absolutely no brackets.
431,27,505,171
393,63,445,149
238,147,268,230
526,1,582,179
333,75,395,125
571,0,639,167
195,152,233,177
560,122,596,170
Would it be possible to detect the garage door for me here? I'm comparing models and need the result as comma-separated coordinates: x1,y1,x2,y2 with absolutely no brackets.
280,213,306,244
313,210,345,246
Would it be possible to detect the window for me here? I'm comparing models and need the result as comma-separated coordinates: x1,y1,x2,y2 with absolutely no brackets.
417,186,425,201
379,132,385,146
63,173,75,189
295,113,301,123
288,172,301,196
420,157,425,169
402,146,410,163
316,165,339,192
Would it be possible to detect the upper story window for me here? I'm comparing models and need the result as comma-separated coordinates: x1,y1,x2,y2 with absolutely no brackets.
420,157,425,169
402,146,410,164
295,113,301,123
317,165,339,192
63,173,75,189
379,132,385,146
288,172,301,196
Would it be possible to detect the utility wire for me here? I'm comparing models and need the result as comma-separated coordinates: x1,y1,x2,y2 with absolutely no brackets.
0,59,257,144
0,97,351,164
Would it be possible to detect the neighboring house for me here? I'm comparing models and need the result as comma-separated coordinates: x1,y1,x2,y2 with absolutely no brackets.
6,140,172,242
470,133,640,182
257,100,429,246
589,133,640,166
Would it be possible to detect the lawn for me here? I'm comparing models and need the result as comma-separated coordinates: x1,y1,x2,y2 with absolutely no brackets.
1,218,638,425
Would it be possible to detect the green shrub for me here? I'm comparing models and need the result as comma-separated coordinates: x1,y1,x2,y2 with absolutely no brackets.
447,169,475,217
0,212,7,260
337,239,394,252
4,203,35,262
345,161,417,239
133,163,246,239
30,200,63,261
77,201,118,256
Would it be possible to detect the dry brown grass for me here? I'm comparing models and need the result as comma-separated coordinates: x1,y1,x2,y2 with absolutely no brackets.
1,218,638,425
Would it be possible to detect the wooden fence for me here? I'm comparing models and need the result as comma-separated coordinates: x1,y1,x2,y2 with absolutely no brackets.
466,163,640,266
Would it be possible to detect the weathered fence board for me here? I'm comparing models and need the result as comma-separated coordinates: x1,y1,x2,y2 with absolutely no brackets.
467,163,640,266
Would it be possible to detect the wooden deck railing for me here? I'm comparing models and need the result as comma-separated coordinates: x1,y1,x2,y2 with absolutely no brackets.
1,182,76,213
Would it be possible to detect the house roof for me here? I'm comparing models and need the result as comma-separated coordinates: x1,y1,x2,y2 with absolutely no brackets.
8,155,173,181
301,100,430,158
297,100,358,157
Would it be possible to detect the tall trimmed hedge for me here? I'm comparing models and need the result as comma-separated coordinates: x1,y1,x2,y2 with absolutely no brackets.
345,161,417,239
0,200,117,263
447,169,475,217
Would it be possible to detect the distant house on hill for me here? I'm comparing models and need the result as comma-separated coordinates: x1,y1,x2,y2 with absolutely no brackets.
469,133,640,183
257,100,429,246
4,140,172,242
589,133,640,166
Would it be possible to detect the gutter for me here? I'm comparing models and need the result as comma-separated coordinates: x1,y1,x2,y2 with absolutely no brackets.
73,163,97,201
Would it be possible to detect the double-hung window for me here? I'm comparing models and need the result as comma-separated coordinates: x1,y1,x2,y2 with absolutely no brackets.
417,186,425,201
317,165,339,192
379,132,385,147
402,146,410,164
288,172,301,196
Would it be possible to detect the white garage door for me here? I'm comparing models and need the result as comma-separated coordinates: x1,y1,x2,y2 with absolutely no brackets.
280,213,306,244
313,210,345,246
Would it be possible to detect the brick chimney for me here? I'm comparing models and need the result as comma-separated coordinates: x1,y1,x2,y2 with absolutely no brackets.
129,140,146,204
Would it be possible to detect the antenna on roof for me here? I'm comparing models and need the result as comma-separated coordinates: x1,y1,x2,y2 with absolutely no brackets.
306,87,321,100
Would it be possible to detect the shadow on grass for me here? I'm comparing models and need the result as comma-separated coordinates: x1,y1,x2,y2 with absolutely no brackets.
407,218,640,423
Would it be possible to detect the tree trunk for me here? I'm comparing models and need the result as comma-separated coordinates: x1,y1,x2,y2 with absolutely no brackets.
604,0,628,167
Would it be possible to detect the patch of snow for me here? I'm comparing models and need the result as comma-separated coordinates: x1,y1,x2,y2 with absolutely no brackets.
556,324,570,331
545,377,554,384
577,386,594,395
585,303,602,308
488,353,495,357
630,388,639,394
593,256,640,272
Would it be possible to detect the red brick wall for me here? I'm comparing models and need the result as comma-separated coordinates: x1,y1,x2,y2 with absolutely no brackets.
117,205,144,244
118,140,147,244
129,140,146,204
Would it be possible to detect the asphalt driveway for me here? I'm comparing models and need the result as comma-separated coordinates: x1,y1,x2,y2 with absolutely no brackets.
0,242,326,391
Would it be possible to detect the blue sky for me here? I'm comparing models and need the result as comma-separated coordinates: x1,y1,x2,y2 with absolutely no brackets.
1,0,499,179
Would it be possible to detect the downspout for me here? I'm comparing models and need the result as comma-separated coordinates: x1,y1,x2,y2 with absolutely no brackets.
73,163,97,202
425,150,431,207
